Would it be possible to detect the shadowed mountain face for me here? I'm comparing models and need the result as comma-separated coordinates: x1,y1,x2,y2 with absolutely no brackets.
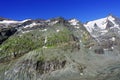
0,15,120,80
0,28,17,44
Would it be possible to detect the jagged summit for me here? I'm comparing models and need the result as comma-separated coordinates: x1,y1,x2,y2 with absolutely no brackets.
107,14,119,18
68,19,79,26
84,14,120,33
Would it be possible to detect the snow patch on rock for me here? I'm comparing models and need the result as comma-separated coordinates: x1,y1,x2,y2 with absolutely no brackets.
69,19,79,26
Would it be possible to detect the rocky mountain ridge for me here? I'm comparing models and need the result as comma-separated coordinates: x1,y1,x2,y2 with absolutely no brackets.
0,15,120,80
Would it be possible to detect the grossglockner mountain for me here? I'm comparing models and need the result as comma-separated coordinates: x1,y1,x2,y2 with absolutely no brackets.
0,15,120,80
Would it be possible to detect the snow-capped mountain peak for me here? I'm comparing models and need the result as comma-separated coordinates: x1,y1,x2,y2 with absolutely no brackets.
84,15,120,33
107,15,115,21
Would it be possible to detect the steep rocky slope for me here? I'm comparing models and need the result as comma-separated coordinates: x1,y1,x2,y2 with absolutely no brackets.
0,16,120,80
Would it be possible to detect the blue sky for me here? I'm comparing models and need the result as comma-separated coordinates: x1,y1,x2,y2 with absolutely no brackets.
0,0,120,22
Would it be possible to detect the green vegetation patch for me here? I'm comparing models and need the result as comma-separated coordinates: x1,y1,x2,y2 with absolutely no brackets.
0,28,75,62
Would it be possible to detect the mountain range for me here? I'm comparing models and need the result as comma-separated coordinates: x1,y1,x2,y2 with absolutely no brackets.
0,15,120,80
